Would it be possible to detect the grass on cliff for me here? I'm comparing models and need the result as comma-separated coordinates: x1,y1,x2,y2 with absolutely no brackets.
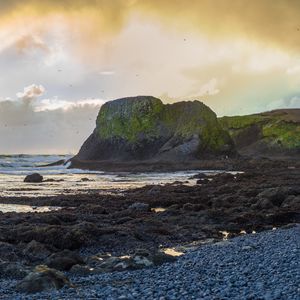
219,112,300,149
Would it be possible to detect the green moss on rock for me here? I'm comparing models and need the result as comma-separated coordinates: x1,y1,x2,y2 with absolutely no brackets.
97,96,164,142
99,98,233,153
77,96,235,161
219,109,300,153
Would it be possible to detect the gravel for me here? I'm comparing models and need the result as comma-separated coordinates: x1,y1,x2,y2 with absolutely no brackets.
0,225,299,300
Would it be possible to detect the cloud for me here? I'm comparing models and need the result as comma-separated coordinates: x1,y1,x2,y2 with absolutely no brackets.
35,98,105,112
1,0,300,55
98,71,115,76
14,35,49,54
0,96,104,154
187,78,220,98
0,1,300,154
16,84,45,102
266,96,300,111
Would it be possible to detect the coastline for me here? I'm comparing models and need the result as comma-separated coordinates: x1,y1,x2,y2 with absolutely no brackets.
0,160,298,296
69,157,300,172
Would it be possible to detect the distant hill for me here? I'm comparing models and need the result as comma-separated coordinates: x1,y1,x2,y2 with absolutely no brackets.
219,109,300,158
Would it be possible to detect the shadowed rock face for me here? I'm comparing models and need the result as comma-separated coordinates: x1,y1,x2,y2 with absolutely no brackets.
74,96,234,162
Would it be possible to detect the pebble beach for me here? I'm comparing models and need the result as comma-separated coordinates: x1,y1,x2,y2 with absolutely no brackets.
1,225,299,300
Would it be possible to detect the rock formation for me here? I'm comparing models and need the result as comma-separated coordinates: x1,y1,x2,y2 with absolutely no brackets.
73,96,234,164
219,109,300,157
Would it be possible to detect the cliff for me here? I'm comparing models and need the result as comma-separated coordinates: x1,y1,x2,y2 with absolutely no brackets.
219,109,300,157
73,96,234,164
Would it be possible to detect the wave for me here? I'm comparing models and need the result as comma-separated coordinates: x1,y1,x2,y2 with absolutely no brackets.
0,154,68,158
0,154,76,175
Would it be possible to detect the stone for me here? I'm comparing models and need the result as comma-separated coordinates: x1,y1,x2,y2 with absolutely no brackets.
22,240,51,261
257,187,288,207
86,254,112,267
182,203,195,211
69,264,96,276
197,178,210,184
190,173,208,179
24,173,43,183
281,196,300,208
132,255,153,267
256,198,274,209
281,223,297,229
151,252,177,266
45,250,84,271
16,265,72,293
128,202,150,212
99,257,122,270
81,177,91,182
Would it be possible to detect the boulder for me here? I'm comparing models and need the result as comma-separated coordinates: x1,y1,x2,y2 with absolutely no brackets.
128,202,150,212
45,250,84,271
213,172,235,182
81,177,91,182
24,173,43,183
255,198,274,209
86,254,112,267
84,249,177,274
281,196,300,209
69,264,96,276
16,265,72,293
22,240,51,262
196,178,209,184
182,203,194,211
151,252,177,266
257,187,288,207
189,173,208,179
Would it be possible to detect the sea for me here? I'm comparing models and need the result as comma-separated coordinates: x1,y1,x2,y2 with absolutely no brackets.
0,154,204,199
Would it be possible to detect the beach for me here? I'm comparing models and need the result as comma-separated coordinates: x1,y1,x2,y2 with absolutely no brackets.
0,156,298,298
0,225,299,299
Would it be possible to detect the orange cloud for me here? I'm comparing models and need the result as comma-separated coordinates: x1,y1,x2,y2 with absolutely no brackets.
0,0,300,53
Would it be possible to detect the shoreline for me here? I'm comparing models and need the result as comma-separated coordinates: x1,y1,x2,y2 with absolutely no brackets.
0,162,298,296
69,157,300,172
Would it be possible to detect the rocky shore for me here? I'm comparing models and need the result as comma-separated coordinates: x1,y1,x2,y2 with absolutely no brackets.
0,225,299,299
0,161,298,296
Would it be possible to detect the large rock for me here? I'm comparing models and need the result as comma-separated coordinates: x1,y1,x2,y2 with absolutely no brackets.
257,187,289,207
72,96,234,164
16,265,72,293
83,249,176,275
22,240,51,262
45,250,84,271
24,173,43,183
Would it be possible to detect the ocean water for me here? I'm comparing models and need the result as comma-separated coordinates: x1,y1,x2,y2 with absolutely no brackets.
0,154,204,198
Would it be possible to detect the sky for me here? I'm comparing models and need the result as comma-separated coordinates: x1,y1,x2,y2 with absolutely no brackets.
0,0,300,154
